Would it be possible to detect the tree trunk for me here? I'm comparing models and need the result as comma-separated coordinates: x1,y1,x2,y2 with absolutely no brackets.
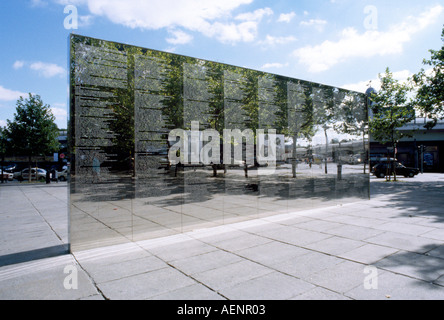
393,143,397,181
324,128,328,174
28,155,32,183
292,134,297,178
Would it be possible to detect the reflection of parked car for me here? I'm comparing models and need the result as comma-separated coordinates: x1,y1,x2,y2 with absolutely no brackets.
1,164,18,173
17,168,48,181
1,170,14,181
372,161,419,178
340,154,363,165
57,168,68,181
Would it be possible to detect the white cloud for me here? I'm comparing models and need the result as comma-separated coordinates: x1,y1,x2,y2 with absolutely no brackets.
52,107,67,116
82,0,253,30
299,19,327,32
277,12,295,23
166,29,193,45
29,62,65,78
261,62,289,69
31,0,48,7
205,21,258,43
293,5,444,73
0,119,7,127
50,103,68,128
78,15,94,27
55,0,273,44
0,85,27,101
259,35,297,46
235,7,273,21
342,69,414,93
13,60,25,69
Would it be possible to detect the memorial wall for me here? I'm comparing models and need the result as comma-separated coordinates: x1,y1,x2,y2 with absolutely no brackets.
69,34,369,252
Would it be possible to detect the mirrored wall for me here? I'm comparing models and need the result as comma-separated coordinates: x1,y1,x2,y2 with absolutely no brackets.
69,34,369,252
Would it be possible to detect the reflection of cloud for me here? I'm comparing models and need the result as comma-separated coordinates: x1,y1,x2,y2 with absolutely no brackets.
312,126,357,147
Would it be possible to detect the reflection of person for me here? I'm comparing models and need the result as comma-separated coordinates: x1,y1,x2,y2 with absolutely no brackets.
51,168,58,183
46,169,51,184
92,157,100,182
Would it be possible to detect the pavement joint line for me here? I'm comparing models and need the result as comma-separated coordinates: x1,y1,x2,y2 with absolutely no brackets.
70,253,110,300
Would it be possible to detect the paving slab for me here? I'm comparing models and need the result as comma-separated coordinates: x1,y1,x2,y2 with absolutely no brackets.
96,267,197,300
218,271,315,300
345,270,444,300
375,251,444,282
0,255,98,300
2,174,444,300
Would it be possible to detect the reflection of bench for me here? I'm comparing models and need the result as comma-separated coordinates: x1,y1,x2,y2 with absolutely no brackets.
171,162,249,177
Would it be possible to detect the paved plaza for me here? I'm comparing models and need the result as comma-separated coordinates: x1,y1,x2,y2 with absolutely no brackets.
1,174,444,300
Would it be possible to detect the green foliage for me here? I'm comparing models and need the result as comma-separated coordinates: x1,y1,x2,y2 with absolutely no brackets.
412,25,444,129
0,126,7,156
369,68,414,145
5,93,60,158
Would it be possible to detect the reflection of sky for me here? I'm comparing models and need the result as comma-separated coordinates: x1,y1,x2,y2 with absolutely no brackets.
286,125,360,147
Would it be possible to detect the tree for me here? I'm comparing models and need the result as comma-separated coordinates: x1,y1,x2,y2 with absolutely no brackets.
412,25,444,129
5,93,60,182
0,126,7,183
369,68,414,180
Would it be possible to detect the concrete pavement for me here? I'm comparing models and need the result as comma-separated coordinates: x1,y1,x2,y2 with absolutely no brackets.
1,174,444,300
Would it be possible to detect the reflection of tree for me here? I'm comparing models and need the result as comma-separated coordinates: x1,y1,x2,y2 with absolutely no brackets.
339,92,368,173
71,34,368,182
287,81,316,177
313,85,336,174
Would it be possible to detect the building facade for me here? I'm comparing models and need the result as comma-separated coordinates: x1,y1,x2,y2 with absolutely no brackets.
370,117,444,172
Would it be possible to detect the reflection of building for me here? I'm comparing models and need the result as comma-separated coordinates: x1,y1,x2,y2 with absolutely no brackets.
370,118,444,172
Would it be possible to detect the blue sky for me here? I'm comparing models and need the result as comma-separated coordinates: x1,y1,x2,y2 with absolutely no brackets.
0,0,443,129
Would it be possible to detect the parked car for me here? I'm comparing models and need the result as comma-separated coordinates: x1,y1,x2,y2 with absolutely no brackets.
372,161,419,178
17,168,48,181
1,170,14,181
370,157,397,169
